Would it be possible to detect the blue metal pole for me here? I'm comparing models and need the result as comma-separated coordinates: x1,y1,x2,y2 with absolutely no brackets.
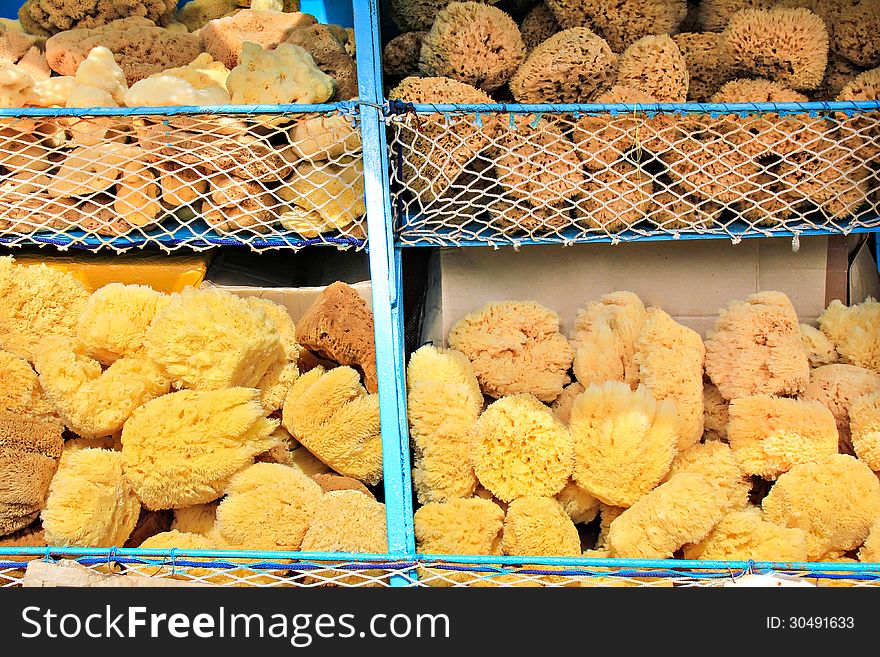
353,0,417,586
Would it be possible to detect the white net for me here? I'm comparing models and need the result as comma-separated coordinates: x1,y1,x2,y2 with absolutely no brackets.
0,555,410,587
0,109,366,252
389,104,880,245
409,562,880,588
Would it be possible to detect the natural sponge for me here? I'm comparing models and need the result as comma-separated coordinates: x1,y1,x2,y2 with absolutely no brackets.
664,441,750,513
419,2,526,93
44,17,202,83
502,496,580,556
615,34,689,103
407,346,482,503
719,7,829,90
121,388,281,509
800,323,838,367
727,395,839,478
830,0,880,69
606,473,727,559
282,366,383,485
570,382,678,508
851,392,880,471
819,298,880,373
545,0,687,52
704,291,810,400
802,364,880,452
383,31,426,78
635,308,705,450
860,515,880,562
144,287,283,391
0,411,62,537
414,498,504,554
34,338,170,438
76,283,168,365
520,3,559,51
388,76,497,203
551,382,584,425
509,27,616,104
683,507,810,562
571,291,646,388
295,282,377,394
301,490,387,554
673,32,728,102
0,350,55,420
703,382,729,441
448,300,573,402
557,480,599,524
389,0,500,31
41,448,141,547
214,463,322,551
763,454,880,559
471,394,572,503
18,0,176,36
0,256,89,363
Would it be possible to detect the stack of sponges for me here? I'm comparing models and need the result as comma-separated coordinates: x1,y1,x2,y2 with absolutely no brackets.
410,289,880,565
1,259,386,573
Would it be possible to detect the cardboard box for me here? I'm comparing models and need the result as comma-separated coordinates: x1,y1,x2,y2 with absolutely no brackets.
422,236,844,344
202,249,372,322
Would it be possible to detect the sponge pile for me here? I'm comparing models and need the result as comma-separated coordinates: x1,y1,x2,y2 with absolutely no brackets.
410,289,880,565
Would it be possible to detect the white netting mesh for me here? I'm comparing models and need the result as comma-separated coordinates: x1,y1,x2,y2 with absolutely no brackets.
410,562,880,587
389,104,880,245
0,556,408,587
0,109,366,252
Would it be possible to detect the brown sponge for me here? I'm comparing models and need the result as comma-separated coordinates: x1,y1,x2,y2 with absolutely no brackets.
0,411,63,537
285,24,358,101
295,282,377,393
44,17,202,83
201,9,318,68
19,0,176,36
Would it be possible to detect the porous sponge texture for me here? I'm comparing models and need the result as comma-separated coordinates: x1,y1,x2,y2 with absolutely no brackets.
214,463,322,551
0,350,55,420
502,496,580,557
35,337,170,438
41,448,141,547
0,256,89,363
570,382,678,508
727,395,839,479
419,2,526,92
683,507,811,561
471,394,573,503
301,490,387,553
819,298,880,373
705,291,810,400
144,286,283,391
615,34,689,103
282,366,383,485
606,473,727,559
509,27,616,104
571,291,646,389
851,392,880,471
802,364,880,452
77,283,169,365
673,31,729,102
448,300,573,402
414,498,504,555
635,308,705,450
762,454,880,559
664,441,750,514
800,323,839,367
121,388,281,510
719,7,829,90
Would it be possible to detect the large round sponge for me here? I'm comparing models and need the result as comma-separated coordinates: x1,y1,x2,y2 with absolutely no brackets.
122,388,281,509
763,454,880,559
502,496,580,556
802,364,880,453
144,287,283,391
664,441,750,513
615,34,689,102
214,463,322,551
819,298,880,373
41,448,141,547
719,7,829,90
509,27,616,104
448,300,573,402
414,498,505,555
682,507,811,562
570,381,678,508
471,394,573,503
419,2,526,93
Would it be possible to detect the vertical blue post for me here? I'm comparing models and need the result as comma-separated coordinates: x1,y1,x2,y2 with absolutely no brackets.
353,0,416,585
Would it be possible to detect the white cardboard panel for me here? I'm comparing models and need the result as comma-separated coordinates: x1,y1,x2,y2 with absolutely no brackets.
423,237,831,344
